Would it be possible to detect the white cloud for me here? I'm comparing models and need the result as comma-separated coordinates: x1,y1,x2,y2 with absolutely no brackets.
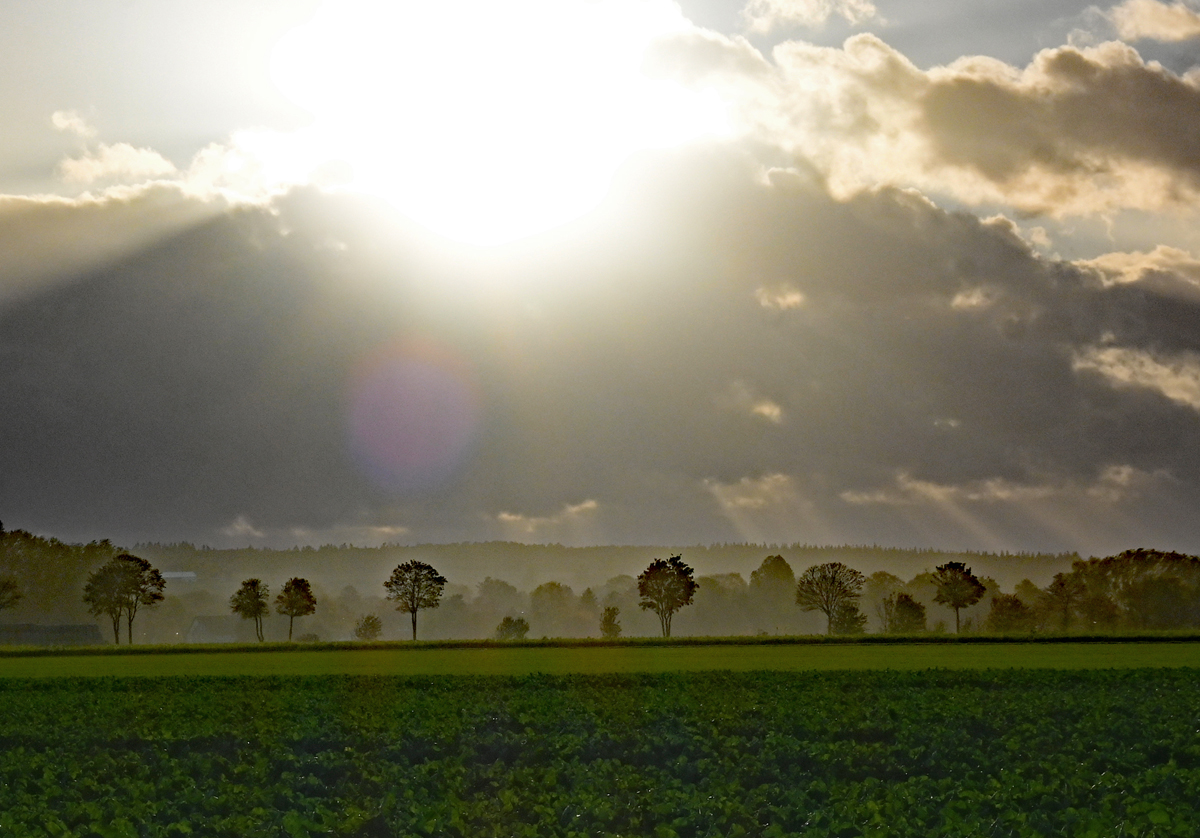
58,143,176,184
841,466,1163,506
221,515,264,539
723,381,785,424
1077,245,1200,295
494,499,599,541
950,286,998,311
653,30,1200,217
1110,0,1200,42
751,400,785,423
50,110,96,138
1073,345,1200,410
754,284,806,309
742,0,878,32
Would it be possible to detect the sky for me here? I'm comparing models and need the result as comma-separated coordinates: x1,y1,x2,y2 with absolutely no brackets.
3,0,1200,557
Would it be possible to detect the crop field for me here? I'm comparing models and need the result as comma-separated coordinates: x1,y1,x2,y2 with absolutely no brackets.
3,638,1200,678
3,669,1200,837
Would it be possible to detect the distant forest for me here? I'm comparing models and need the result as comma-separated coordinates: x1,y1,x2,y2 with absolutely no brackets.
0,526,1104,643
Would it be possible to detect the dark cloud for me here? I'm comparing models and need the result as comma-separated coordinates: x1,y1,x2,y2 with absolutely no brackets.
3,145,1200,554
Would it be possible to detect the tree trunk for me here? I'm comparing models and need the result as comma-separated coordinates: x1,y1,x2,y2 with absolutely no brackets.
411,609,418,641
288,615,294,641
954,606,960,633
110,613,120,645
126,610,135,645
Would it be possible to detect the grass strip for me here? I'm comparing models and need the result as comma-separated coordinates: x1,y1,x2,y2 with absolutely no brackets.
3,640,1200,677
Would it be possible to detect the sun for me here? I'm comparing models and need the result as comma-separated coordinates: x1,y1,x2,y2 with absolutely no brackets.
270,0,727,246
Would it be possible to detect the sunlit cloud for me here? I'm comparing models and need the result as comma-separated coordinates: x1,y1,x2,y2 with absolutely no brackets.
1073,345,1200,411
741,0,878,32
58,143,176,184
654,31,1200,217
754,284,806,309
722,381,785,424
841,466,1168,525
221,515,264,539
1077,245,1200,298
0,186,225,304
1110,0,1200,41
705,474,835,543
494,499,600,543
50,110,96,138
950,286,999,311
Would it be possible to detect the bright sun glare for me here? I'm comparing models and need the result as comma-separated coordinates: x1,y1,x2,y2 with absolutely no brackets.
270,0,727,246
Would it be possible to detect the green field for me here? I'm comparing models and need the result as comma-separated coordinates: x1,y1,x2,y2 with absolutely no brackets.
3,639,1200,677
4,669,1200,836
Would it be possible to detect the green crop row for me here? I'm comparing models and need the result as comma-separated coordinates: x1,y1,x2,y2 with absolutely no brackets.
1,669,1199,836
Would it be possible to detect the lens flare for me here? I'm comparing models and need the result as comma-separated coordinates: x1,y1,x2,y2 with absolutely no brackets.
346,340,481,494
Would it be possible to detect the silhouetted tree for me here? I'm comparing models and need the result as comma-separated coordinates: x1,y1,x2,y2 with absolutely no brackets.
1123,576,1192,629
1044,572,1086,630
275,577,316,640
230,578,270,642
987,593,1034,633
385,560,447,640
795,562,865,635
932,562,986,632
82,554,165,644
530,581,577,637
494,615,530,640
750,555,795,593
600,605,621,639
353,614,382,641
83,561,129,644
880,592,926,633
638,555,698,637
830,600,867,634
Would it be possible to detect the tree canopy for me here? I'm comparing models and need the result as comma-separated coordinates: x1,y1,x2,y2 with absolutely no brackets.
637,555,698,637
384,560,447,640
932,562,986,632
599,605,621,639
275,577,316,640
880,592,926,634
82,553,165,644
494,615,530,640
230,578,270,642
795,562,865,635
353,614,382,641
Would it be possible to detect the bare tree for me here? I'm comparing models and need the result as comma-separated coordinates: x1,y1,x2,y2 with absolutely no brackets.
384,561,447,640
795,562,865,635
637,556,699,637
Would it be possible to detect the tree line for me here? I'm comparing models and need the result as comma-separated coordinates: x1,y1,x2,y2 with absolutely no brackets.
5,520,1200,642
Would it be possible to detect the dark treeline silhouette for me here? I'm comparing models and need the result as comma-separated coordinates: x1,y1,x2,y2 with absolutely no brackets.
7,527,1200,642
